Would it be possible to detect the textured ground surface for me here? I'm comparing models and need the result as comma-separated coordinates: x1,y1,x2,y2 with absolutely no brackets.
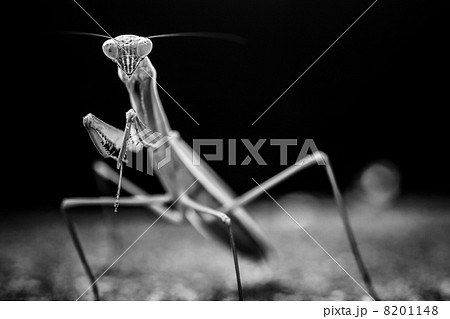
1,195,450,301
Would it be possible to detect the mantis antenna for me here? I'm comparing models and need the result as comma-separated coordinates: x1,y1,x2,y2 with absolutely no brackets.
147,32,246,45
70,1,245,43
62,31,246,44
61,31,111,39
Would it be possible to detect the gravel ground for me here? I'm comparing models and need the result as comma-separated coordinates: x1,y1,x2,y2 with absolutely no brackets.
1,194,449,301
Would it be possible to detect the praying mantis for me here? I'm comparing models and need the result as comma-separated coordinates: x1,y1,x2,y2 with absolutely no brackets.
60,3,380,302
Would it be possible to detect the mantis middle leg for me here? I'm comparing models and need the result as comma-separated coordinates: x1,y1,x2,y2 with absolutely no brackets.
61,193,178,300
179,195,243,301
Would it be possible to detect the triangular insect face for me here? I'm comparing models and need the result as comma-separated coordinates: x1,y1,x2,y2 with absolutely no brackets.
106,35,152,78
116,53,142,78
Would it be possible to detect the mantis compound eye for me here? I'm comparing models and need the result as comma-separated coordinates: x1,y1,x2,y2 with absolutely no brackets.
102,39,118,60
137,38,153,57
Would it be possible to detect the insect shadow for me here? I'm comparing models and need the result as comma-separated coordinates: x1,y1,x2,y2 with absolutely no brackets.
209,280,293,301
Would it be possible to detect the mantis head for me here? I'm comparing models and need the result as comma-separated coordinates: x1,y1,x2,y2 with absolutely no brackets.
102,35,153,79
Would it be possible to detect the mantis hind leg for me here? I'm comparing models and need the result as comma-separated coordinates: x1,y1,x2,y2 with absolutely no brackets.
223,151,380,300
322,156,380,300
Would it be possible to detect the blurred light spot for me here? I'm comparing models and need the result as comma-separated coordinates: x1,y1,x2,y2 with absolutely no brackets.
358,160,401,208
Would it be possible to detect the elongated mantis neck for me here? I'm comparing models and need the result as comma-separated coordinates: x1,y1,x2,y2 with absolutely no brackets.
120,57,171,136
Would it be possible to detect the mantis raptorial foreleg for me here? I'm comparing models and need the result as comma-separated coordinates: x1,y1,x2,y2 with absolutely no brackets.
86,108,168,214
179,195,243,301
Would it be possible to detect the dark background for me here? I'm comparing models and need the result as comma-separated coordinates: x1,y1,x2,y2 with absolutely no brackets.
7,0,448,211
